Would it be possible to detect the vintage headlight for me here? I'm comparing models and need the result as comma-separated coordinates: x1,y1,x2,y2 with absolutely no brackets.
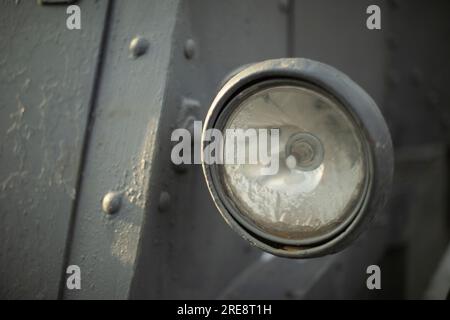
202,58,393,258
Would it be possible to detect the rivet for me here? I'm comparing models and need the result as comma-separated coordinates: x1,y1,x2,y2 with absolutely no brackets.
102,191,122,215
158,191,171,212
184,39,196,59
129,36,149,58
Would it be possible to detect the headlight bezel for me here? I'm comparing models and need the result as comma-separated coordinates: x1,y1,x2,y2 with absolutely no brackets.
202,58,393,258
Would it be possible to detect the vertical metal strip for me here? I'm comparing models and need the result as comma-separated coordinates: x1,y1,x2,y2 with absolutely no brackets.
57,0,115,300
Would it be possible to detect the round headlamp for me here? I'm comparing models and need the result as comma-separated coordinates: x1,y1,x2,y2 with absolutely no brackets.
202,58,393,258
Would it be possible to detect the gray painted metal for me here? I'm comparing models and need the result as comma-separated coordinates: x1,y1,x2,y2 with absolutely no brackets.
391,145,448,299
62,0,181,299
294,0,388,106
0,0,448,299
0,0,109,299
130,0,290,300
425,242,450,299
219,223,390,299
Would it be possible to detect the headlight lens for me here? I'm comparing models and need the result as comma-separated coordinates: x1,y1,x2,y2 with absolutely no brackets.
219,80,368,245
202,58,393,258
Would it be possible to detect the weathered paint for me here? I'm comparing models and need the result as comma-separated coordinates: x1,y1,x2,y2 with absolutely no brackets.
0,0,109,299
62,0,181,299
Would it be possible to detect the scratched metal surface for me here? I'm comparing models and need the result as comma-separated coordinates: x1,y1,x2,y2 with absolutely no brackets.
0,0,109,299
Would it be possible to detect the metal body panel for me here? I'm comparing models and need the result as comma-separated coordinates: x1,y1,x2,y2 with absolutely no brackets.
0,0,448,300
383,0,450,147
63,0,180,299
0,0,109,299
130,0,289,299
294,0,387,106
219,224,390,299
390,145,448,299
